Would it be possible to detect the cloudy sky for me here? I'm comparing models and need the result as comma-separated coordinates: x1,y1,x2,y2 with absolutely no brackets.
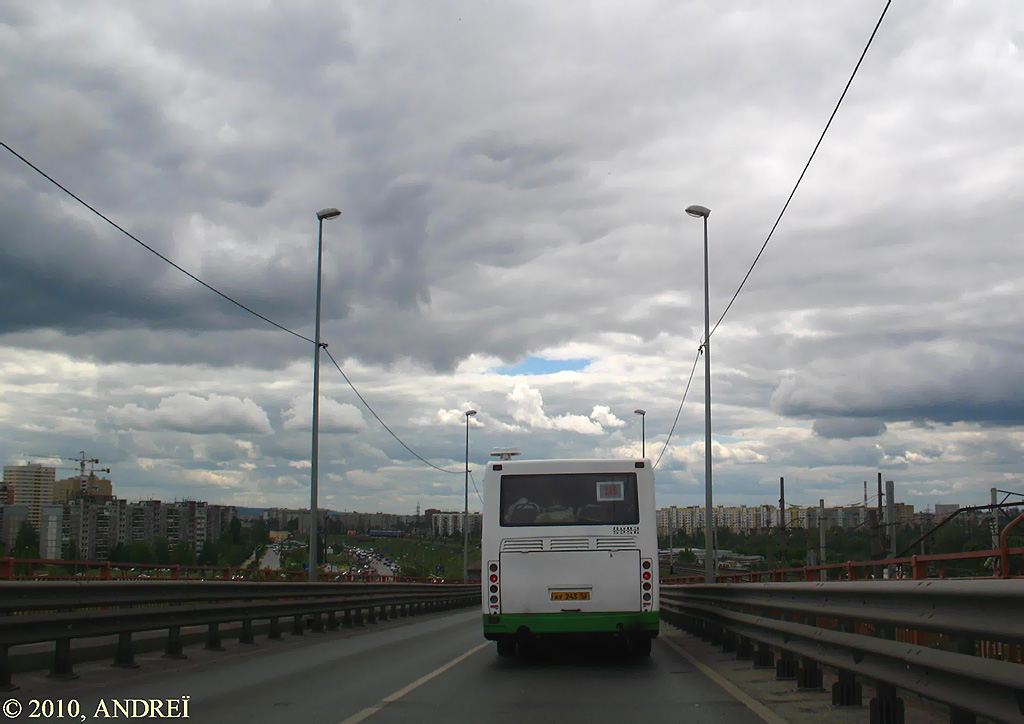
2,1,1022,515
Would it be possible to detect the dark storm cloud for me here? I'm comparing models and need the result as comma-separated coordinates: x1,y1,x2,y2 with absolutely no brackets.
812,418,887,440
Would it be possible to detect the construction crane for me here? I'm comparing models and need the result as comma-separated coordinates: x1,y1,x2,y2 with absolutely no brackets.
24,452,110,494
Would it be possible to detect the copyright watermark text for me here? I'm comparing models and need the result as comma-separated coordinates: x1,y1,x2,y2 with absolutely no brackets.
3,697,191,720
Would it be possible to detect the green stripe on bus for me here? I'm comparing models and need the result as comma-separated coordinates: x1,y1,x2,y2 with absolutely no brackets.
482,611,659,635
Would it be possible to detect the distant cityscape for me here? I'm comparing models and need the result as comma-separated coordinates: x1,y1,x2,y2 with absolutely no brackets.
0,463,480,562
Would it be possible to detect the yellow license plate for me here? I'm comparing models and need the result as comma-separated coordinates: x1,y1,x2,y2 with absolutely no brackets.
550,591,591,601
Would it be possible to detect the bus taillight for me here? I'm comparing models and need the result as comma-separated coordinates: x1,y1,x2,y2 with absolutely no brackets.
487,561,500,612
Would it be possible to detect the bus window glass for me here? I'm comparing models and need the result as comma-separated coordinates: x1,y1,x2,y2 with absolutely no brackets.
500,473,639,527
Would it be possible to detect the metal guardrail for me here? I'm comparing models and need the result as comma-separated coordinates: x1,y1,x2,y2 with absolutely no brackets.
660,581,1024,724
0,581,479,690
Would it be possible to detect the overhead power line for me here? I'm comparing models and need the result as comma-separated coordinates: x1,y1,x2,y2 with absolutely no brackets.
706,0,893,343
653,350,702,469
0,140,314,345
469,470,484,505
322,346,462,475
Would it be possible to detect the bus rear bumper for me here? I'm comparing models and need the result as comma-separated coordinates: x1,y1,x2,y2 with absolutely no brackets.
482,611,659,638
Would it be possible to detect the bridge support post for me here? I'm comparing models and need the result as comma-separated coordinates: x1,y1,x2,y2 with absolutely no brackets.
721,629,736,653
205,623,225,651
753,642,773,668
796,656,823,690
367,606,379,624
164,626,187,659
390,603,399,619
776,650,796,680
327,611,339,631
240,619,255,645
869,682,904,724
354,608,365,626
47,638,78,680
0,645,17,691
268,617,281,639
112,632,138,668
379,605,389,622
292,615,304,636
832,670,862,707
400,603,408,617
735,636,752,660
311,613,324,632
343,610,354,628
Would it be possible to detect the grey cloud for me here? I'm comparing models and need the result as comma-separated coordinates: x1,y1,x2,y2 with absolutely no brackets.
813,418,888,440
106,393,273,435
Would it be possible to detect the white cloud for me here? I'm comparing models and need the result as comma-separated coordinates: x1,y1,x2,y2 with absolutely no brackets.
282,396,365,434
507,383,605,435
106,393,273,435
590,405,625,428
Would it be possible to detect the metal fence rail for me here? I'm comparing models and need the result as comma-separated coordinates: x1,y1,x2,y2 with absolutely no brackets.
0,581,479,690
660,581,1024,724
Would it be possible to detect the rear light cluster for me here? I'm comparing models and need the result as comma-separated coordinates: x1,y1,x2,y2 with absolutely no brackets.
487,561,499,611
640,558,654,610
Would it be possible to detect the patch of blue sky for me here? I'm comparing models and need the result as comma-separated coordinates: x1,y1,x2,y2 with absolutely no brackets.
492,356,592,376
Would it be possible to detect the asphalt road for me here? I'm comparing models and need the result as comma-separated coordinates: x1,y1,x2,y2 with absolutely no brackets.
5,612,764,724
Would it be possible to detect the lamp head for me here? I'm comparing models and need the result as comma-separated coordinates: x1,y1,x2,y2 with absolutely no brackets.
634,409,646,416
317,208,342,220
685,205,711,218
466,409,477,417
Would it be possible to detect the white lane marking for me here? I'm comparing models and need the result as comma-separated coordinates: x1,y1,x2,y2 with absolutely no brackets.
338,642,490,724
659,636,786,724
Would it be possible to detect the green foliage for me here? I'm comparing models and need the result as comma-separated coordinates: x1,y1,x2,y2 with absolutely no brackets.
62,539,79,561
13,522,39,559
170,540,196,565
198,540,217,566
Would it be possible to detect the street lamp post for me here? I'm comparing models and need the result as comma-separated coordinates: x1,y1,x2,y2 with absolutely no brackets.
686,203,714,584
463,410,477,582
310,207,341,583
634,409,646,458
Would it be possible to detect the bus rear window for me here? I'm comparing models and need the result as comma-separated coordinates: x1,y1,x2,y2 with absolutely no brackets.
500,473,639,527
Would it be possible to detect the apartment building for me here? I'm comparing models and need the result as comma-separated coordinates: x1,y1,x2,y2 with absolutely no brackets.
431,511,481,537
3,464,56,529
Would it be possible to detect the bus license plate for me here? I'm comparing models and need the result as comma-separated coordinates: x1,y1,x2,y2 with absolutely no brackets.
551,591,591,601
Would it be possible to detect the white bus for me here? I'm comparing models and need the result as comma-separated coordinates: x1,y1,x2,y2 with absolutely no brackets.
481,457,659,656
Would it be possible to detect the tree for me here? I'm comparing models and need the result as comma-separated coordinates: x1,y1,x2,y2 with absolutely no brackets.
171,541,196,566
12,522,39,559
198,540,218,566
153,537,171,564
125,541,155,564
229,516,242,545
63,539,80,562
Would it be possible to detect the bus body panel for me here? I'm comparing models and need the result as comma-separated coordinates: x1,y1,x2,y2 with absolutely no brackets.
481,458,659,642
499,550,640,613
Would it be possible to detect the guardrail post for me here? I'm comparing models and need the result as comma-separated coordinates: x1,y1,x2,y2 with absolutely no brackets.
311,613,324,632
354,608,365,626
112,632,138,669
0,558,13,581
379,605,389,622
776,650,796,680
240,619,255,645
163,626,186,659
796,656,823,690
101,562,111,580
735,635,752,660
291,615,304,636
342,610,354,628
721,629,736,653
327,611,339,631
390,603,399,619
948,706,977,724
400,603,409,617
205,623,225,651
753,642,773,669
268,617,281,639
869,682,904,724
47,638,77,680
367,606,379,624
0,645,16,691
832,670,862,707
